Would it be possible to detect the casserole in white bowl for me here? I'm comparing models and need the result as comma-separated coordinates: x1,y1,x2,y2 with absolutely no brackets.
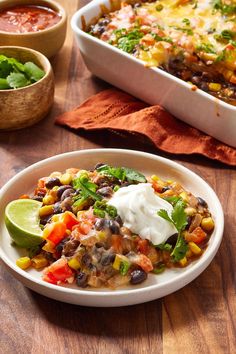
0,149,224,307
71,0,236,148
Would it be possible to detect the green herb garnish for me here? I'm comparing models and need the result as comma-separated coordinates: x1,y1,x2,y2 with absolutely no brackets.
158,200,188,262
93,200,118,218
0,55,45,90
196,43,216,54
155,243,173,251
72,174,102,208
97,164,147,183
182,18,191,26
212,0,236,15
113,29,144,53
152,263,165,274
151,33,173,44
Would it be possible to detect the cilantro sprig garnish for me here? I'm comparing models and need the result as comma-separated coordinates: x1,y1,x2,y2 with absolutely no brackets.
0,55,45,90
96,164,147,183
158,199,188,262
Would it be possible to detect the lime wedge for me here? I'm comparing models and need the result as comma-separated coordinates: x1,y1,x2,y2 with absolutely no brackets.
5,199,43,248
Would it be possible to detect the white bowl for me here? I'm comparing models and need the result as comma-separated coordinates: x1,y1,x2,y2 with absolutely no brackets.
71,0,236,148
0,149,224,307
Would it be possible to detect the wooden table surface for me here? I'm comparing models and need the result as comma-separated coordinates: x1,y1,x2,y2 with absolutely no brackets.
0,1,236,353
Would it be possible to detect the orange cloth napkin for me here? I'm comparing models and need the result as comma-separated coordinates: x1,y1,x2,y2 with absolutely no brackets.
56,88,236,166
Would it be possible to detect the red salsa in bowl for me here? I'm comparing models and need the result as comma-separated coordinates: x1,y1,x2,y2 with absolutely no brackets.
0,5,61,33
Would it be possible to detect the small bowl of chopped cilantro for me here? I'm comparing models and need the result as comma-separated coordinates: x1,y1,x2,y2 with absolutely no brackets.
0,46,54,130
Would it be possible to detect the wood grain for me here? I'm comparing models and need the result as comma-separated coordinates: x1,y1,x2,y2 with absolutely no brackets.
0,1,236,353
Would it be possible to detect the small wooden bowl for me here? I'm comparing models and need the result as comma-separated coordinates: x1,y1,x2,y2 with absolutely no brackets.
0,0,67,58
0,46,54,130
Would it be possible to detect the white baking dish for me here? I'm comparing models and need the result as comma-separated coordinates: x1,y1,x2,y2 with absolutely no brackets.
71,0,236,148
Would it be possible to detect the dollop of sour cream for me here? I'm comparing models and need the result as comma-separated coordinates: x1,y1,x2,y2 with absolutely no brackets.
108,183,177,245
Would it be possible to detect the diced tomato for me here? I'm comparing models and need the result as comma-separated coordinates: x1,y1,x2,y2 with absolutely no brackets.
43,221,67,245
111,234,123,253
137,239,150,255
18,194,30,199
37,177,47,188
34,187,46,197
135,254,153,272
185,226,207,244
152,181,164,193
61,211,79,230
43,258,73,284
42,272,57,284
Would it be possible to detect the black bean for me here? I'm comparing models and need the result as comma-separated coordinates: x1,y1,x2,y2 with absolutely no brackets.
191,76,201,85
32,195,43,202
98,18,110,26
94,162,106,170
199,82,209,92
40,215,52,225
62,238,80,257
45,177,61,189
53,202,63,214
81,253,92,267
55,237,70,255
60,188,74,201
76,272,88,288
108,220,120,234
130,269,147,285
162,186,170,192
100,253,115,266
60,197,73,212
165,233,178,246
186,216,192,230
57,185,72,199
114,215,123,227
95,242,105,248
197,197,208,208
94,218,108,231
97,186,113,197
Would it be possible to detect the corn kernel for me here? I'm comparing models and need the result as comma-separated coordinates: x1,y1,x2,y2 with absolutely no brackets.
42,241,55,253
189,242,202,255
201,217,215,232
97,231,107,241
179,257,187,267
39,205,54,217
50,171,62,178
166,179,173,184
68,258,81,270
180,191,189,202
60,173,72,185
16,257,32,270
184,207,197,216
51,214,60,222
31,254,48,269
151,175,160,181
43,195,55,205
209,83,222,92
